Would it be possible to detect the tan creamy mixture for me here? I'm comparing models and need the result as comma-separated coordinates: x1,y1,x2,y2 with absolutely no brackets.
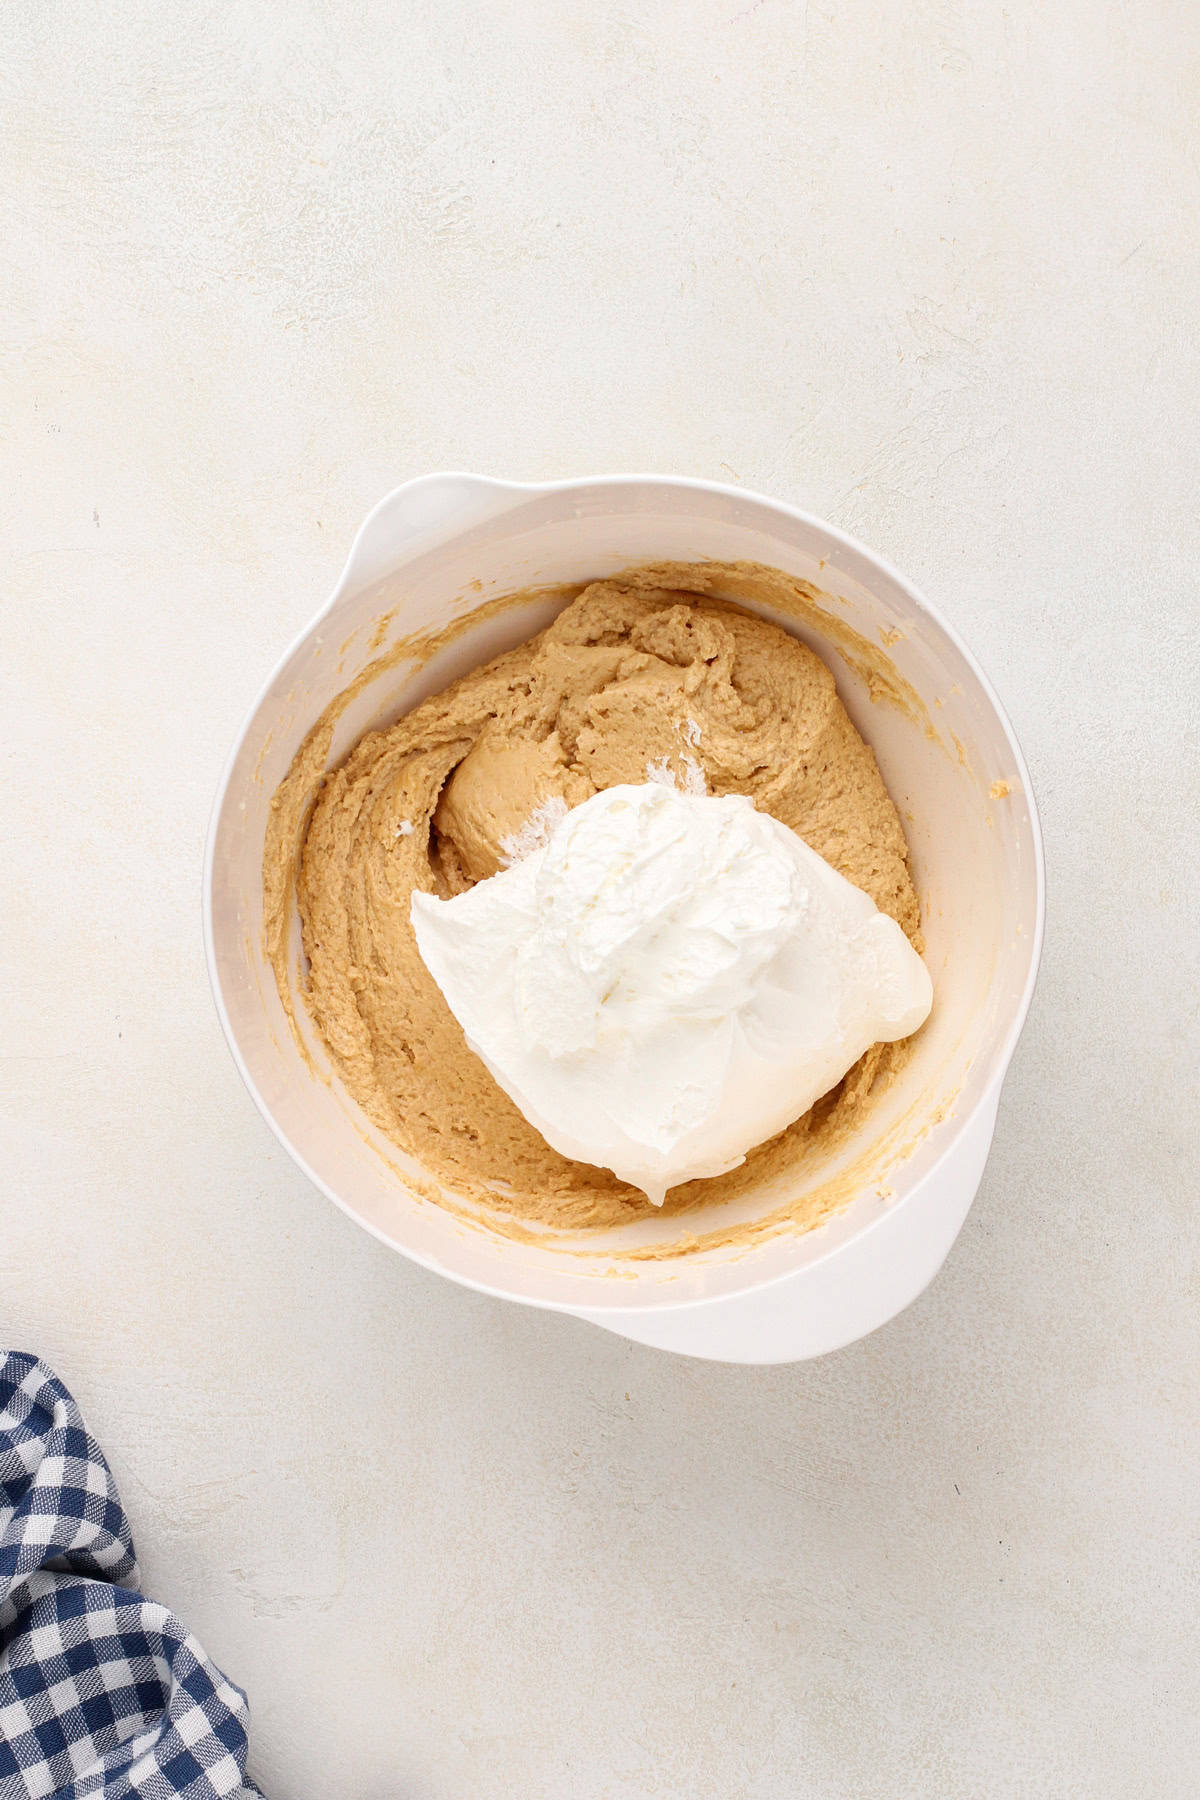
265,562,924,1234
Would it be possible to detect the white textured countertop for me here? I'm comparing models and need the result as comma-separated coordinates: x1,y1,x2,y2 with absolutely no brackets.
3,3,1198,1795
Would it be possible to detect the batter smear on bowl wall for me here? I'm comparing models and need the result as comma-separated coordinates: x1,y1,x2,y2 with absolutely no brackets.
265,562,931,1231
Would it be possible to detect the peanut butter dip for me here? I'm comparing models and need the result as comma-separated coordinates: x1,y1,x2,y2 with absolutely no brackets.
265,563,924,1233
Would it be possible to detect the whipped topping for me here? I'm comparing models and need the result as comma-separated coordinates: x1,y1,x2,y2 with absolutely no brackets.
410,782,932,1204
499,794,569,867
646,752,706,795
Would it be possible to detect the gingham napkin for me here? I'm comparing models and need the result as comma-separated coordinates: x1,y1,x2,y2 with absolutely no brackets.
0,1353,262,1799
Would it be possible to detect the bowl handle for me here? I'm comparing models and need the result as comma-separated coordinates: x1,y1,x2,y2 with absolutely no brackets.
334,472,534,599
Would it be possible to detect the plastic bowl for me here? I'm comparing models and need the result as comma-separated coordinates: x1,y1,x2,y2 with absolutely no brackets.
204,474,1044,1362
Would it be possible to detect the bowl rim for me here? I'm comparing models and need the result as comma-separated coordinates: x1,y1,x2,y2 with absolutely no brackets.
202,470,1047,1315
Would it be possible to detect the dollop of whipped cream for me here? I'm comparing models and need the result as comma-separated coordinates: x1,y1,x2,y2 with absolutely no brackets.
411,782,932,1204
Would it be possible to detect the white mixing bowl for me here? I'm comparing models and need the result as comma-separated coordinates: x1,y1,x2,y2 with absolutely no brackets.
204,474,1044,1363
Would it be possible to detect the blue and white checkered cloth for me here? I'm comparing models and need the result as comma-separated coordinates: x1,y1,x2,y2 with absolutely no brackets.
0,1353,262,1799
